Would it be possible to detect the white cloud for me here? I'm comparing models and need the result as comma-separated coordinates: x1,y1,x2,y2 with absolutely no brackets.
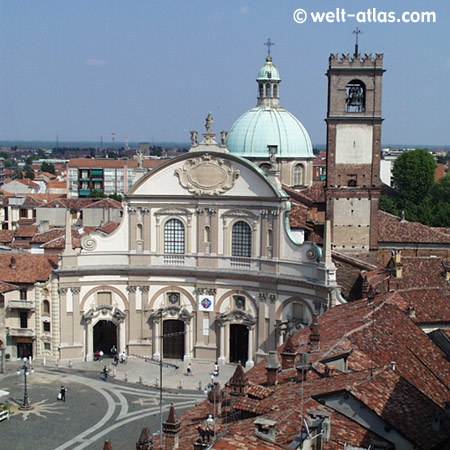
84,58,106,67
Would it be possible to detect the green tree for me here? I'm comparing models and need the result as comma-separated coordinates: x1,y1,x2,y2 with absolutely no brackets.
108,193,123,202
88,189,106,198
41,161,56,174
392,149,436,205
24,165,35,180
14,169,23,179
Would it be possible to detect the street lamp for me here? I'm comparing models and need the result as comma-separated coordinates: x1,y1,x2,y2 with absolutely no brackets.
16,357,34,410
205,375,219,442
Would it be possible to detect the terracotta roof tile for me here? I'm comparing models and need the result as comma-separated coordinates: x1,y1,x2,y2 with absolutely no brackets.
0,254,59,283
14,225,38,238
0,230,14,244
378,211,450,244
0,280,18,293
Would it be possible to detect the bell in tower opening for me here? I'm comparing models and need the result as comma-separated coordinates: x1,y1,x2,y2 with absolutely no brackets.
345,80,365,112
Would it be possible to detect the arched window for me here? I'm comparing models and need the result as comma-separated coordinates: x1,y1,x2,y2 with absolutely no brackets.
345,79,366,112
164,219,185,254
265,83,271,97
42,300,50,316
293,165,304,186
232,221,252,257
259,83,264,97
273,84,278,97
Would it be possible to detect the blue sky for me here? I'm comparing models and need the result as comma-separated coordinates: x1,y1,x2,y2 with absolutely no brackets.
1,0,449,146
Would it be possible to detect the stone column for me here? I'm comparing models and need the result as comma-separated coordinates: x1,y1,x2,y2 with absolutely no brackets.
85,320,93,361
218,324,226,365
127,286,138,344
246,326,255,369
183,320,191,362
71,287,82,346
256,293,267,361
153,320,160,360
268,295,277,351
119,318,126,354
58,288,71,347
140,287,150,341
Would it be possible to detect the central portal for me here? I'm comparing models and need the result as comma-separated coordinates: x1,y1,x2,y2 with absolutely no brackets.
229,324,248,365
163,320,184,360
93,320,117,355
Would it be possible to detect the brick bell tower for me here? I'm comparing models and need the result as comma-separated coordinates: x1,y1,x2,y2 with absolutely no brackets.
325,35,384,259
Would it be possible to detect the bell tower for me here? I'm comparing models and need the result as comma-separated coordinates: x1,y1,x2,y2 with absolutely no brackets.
325,45,384,258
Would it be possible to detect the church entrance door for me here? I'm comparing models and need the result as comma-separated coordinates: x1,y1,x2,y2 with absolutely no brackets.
163,320,184,360
229,324,248,365
93,320,117,355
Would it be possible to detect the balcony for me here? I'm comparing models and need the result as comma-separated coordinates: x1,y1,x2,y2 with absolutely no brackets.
7,300,35,311
163,255,185,266
7,328,35,338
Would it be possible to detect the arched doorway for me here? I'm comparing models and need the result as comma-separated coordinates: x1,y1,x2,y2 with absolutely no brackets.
163,320,184,360
93,320,117,355
229,324,248,365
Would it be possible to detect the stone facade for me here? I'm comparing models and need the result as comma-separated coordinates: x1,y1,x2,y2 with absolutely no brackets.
56,147,338,366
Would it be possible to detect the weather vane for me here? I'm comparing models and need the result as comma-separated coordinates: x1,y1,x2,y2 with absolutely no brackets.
264,38,275,57
353,28,362,56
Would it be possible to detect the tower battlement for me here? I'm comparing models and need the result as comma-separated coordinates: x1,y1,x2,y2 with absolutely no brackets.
329,53,383,69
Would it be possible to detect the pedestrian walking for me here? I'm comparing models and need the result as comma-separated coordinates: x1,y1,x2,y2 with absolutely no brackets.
186,363,192,376
94,350,100,361
213,361,219,377
102,366,109,381
110,345,117,355
59,385,67,402
99,350,104,361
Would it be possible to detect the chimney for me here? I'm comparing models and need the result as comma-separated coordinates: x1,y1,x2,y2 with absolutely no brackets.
102,441,112,450
391,361,396,371
254,418,277,443
443,261,450,281
265,351,280,386
162,404,181,450
136,427,153,450
39,220,49,233
9,256,16,269
229,364,248,396
400,210,406,222
280,336,297,370
394,250,402,279
407,304,416,319
308,314,320,352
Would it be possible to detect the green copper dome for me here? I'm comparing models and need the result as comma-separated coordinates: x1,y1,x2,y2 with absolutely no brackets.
227,107,313,159
257,56,280,81
227,55,313,159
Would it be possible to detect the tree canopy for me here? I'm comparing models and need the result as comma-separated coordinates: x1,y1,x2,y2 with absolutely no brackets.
380,149,449,227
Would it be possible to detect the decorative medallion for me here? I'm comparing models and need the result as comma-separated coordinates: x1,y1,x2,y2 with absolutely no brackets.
175,154,240,195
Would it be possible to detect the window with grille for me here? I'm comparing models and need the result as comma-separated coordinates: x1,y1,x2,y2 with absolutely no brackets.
232,221,251,257
164,219,185,254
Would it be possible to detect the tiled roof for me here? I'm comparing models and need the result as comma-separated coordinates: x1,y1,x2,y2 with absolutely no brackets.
177,297,450,449
378,211,450,244
30,228,65,244
46,181,66,189
44,198,104,209
97,222,120,234
14,225,38,238
301,181,326,203
0,230,14,244
4,179,39,189
288,201,308,229
0,280,18,293
0,254,59,283
83,198,122,209
127,159,164,169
